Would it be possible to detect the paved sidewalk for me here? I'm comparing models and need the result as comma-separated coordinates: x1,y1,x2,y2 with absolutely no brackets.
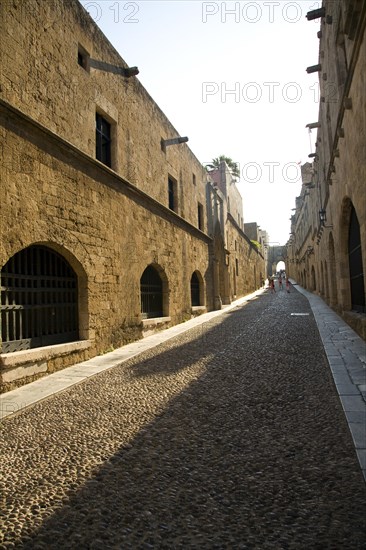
292,282,366,481
1,282,365,482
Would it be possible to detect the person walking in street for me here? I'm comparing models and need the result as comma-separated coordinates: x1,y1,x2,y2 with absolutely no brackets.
286,277,291,293
270,277,276,293
278,275,283,291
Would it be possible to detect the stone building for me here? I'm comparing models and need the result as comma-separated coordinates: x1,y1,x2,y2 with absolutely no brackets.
0,0,264,390
207,163,265,303
243,223,270,277
287,0,366,339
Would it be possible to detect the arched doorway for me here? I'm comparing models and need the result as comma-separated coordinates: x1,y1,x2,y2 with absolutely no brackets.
1,245,79,353
311,265,316,291
348,205,365,312
190,271,203,307
140,265,165,319
328,233,337,306
324,261,329,302
320,262,324,296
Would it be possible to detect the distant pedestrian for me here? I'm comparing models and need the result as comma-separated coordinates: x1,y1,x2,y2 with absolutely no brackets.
270,278,276,293
286,278,291,293
278,276,283,291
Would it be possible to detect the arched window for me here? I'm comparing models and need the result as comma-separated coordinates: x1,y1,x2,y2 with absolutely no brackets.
1,245,78,353
190,272,200,306
348,206,365,312
140,266,163,319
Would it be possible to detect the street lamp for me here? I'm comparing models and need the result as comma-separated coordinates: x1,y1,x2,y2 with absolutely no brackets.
319,208,326,225
319,208,333,228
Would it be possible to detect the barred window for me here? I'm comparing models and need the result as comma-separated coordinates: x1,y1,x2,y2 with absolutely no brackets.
96,113,111,167
140,266,163,319
1,246,79,353
190,272,200,306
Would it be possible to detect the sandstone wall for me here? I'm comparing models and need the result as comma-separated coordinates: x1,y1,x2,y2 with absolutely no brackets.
0,0,207,228
287,0,366,339
0,102,213,390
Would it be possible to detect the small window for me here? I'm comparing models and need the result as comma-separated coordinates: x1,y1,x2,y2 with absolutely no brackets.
96,113,111,167
198,203,204,230
236,258,239,276
192,173,196,186
168,176,177,212
78,44,90,72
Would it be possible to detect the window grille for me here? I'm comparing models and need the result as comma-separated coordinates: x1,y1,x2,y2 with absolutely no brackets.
198,203,203,230
191,272,200,306
168,177,175,211
1,246,79,353
141,266,163,319
96,113,111,167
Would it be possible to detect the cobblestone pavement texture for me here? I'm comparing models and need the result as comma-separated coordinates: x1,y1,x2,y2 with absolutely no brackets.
1,288,365,549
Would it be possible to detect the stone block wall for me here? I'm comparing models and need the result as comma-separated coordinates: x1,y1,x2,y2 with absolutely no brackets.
0,0,207,228
0,0,263,389
0,102,212,390
287,0,366,339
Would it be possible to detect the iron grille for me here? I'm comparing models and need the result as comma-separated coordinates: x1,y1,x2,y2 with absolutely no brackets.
191,273,200,306
1,246,79,353
141,266,163,319
348,206,365,312
96,113,111,167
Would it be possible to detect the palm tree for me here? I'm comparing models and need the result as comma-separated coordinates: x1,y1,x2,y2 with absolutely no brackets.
206,155,240,178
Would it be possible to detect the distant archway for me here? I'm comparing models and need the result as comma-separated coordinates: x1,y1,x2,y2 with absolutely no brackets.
276,261,286,273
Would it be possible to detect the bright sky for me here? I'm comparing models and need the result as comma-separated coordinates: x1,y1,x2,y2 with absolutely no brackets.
80,0,321,245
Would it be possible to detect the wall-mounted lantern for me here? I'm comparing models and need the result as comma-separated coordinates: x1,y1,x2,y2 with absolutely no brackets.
319,208,326,225
319,208,333,228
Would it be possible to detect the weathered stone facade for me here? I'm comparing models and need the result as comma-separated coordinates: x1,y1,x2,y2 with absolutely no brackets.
207,164,266,303
287,0,366,340
0,0,264,390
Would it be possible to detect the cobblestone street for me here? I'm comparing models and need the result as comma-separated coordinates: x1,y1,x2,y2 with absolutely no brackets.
1,287,365,549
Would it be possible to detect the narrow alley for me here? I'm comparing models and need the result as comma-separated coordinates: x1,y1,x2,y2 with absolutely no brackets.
1,285,365,549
